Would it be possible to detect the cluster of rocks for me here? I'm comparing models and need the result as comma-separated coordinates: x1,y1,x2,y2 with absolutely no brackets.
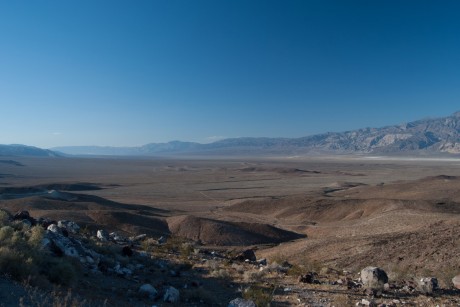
138,284,180,304
7,210,460,306
8,210,189,305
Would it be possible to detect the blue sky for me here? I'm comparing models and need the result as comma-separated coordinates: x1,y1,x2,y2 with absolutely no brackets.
1,1,459,148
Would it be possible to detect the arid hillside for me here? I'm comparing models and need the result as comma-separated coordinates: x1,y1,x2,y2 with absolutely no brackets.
0,156,459,305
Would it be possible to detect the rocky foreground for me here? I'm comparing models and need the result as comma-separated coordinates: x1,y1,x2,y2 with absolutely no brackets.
0,210,459,306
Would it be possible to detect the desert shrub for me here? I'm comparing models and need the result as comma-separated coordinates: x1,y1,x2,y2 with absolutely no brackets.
180,242,194,258
298,258,322,273
242,285,275,307
386,263,412,281
79,225,92,238
0,209,10,226
11,220,29,231
437,265,458,288
45,258,79,286
243,269,267,283
0,225,14,242
211,268,230,279
0,247,36,280
206,260,219,271
20,288,98,307
231,263,245,275
28,226,45,247
140,238,157,252
0,225,81,287
164,235,188,252
287,264,306,276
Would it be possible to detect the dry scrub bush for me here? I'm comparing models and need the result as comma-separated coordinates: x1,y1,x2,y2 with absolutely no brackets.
140,238,157,252
243,269,267,283
20,288,100,307
385,263,412,281
211,268,231,279
206,259,219,271
0,209,10,226
0,222,81,287
231,263,245,275
242,285,275,307
437,265,459,288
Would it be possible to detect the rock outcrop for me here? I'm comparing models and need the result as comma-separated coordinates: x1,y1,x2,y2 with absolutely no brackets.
360,267,388,290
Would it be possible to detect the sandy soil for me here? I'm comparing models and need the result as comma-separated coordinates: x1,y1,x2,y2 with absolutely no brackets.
0,155,459,303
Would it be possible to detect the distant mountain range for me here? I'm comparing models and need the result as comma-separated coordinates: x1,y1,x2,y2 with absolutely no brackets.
3,111,460,157
52,111,460,156
0,145,59,157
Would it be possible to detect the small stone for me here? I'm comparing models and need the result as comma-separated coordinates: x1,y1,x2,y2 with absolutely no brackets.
228,298,256,307
163,286,180,303
257,258,267,266
360,299,376,307
139,284,157,299
418,277,438,294
130,234,147,242
452,274,460,290
97,230,109,241
47,224,61,234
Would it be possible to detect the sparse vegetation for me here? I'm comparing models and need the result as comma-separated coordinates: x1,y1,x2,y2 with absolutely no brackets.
242,284,275,307
0,218,81,287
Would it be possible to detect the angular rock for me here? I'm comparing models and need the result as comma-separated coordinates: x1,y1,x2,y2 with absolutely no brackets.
37,217,57,229
57,220,80,234
228,298,256,307
97,230,109,241
130,234,147,242
13,211,36,226
233,249,256,262
109,232,125,242
139,284,157,299
47,224,61,234
257,258,267,266
360,267,388,290
112,263,132,276
417,277,438,294
44,231,79,257
13,210,30,220
453,275,460,290
163,286,180,303
359,298,376,307
299,272,320,284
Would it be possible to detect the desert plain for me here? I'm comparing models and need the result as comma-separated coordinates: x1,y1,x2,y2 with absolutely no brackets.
0,155,459,306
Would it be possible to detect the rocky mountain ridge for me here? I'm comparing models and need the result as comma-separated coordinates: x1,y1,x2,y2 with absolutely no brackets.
0,144,59,157
6,111,460,157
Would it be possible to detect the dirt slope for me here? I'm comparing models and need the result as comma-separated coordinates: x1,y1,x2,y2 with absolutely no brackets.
167,215,304,246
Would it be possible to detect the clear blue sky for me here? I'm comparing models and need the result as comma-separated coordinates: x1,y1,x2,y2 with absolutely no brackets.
1,1,459,148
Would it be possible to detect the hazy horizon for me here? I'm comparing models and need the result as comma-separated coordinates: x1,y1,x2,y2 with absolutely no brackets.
1,1,460,148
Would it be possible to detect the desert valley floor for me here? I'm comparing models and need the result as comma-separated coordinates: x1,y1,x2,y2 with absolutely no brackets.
0,155,459,306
